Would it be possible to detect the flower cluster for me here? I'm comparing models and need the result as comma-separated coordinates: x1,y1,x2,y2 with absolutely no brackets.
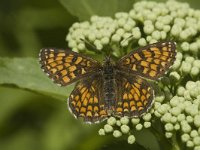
98,114,152,144
66,0,200,149
155,80,200,148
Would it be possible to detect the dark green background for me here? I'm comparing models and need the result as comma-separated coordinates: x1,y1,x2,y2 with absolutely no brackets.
0,0,199,150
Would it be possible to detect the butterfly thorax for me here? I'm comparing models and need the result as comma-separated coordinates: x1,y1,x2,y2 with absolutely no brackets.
102,58,117,112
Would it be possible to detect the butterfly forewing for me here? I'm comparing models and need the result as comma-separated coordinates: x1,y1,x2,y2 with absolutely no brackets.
68,76,108,123
39,48,101,86
117,41,176,80
115,74,154,117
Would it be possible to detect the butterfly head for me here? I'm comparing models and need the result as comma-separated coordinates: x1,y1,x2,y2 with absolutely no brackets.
103,56,113,65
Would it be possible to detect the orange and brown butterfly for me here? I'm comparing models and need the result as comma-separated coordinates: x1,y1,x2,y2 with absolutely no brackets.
39,41,176,124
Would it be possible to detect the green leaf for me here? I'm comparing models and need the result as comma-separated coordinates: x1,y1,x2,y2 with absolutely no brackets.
59,0,135,21
0,57,73,100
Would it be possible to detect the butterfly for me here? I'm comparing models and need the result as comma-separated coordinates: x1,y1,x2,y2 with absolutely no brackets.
39,41,176,124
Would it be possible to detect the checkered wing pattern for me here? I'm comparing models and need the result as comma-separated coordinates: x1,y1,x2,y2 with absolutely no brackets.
68,76,108,123
115,74,154,117
39,48,101,86
118,41,176,80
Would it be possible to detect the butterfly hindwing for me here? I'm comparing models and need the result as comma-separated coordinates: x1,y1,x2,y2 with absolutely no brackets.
117,41,176,80
39,48,101,86
114,73,154,117
68,75,108,123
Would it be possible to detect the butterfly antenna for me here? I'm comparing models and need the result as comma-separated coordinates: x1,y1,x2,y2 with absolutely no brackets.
80,38,101,54
120,34,134,46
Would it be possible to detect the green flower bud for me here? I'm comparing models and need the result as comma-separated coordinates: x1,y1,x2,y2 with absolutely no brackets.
142,113,152,121
94,40,103,50
160,31,167,39
121,125,130,134
155,21,164,30
117,18,126,27
120,40,129,47
187,140,194,148
68,40,77,48
131,118,140,125
161,113,172,123
171,60,181,70
157,104,170,114
135,123,143,131
88,33,96,41
165,123,174,131
190,87,199,98
190,130,198,138
77,43,86,50
186,105,198,116
154,111,162,117
104,124,113,133
177,87,185,96
152,30,161,40
165,132,173,138
176,52,183,60
182,123,191,133
128,135,136,144
116,120,122,126
181,42,190,51
180,30,189,40
120,116,129,125
124,24,132,32
186,116,194,123
194,115,200,127
181,62,192,74
144,122,151,128
116,28,125,36
111,34,121,42
98,128,106,135
174,123,180,130
163,25,171,32
174,18,185,27
190,67,200,77
185,55,194,62
177,114,186,122
132,27,141,39
147,13,157,21
107,117,116,126
169,71,180,82
144,24,154,34
181,133,190,142
190,42,198,53
155,95,165,103
95,32,102,39
184,91,192,101
193,60,200,69
149,39,158,44
194,146,200,150
170,107,181,116
171,25,182,36
193,137,200,146
170,96,180,107
138,38,147,46
113,130,122,138
170,116,177,124
101,37,110,45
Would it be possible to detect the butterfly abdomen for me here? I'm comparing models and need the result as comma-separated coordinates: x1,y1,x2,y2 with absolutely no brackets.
102,62,116,111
